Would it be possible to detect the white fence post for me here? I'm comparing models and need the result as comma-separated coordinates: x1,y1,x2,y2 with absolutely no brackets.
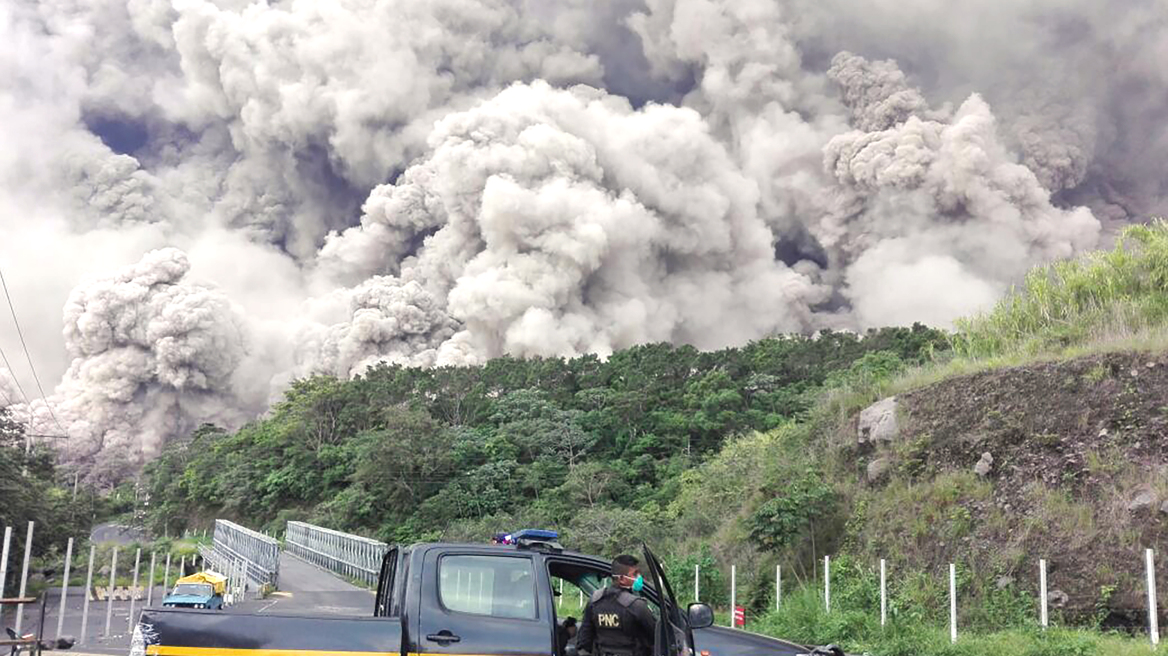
163,552,172,593
0,526,10,598
128,548,141,632
14,521,33,634
80,545,94,645
104,547,118,636
56,537,74,640
776,565,781,611
558,578,563,611
880,559,887,627
824,556,831,613
1148,548,1160,646
730,565,737,628
694,564,700,603
1040,558,1049,628
147,552,157,607
949,563,958,644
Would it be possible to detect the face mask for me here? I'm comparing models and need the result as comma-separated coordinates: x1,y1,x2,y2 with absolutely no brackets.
631,574,644,593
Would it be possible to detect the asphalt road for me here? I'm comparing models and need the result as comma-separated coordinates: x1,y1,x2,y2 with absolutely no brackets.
277,552,365,593
1,584,163,655
88,524,147,546
1,553,372,654
242,552,374,616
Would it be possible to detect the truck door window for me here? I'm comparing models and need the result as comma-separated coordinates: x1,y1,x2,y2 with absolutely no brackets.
375,547,399,617
547,562,660,618
439,555,537,620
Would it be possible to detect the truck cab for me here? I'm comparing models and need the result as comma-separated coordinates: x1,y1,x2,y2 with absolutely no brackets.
375,537,705,656
134,534,819,656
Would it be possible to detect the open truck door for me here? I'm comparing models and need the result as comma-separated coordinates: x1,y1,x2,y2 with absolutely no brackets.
642,544,709,656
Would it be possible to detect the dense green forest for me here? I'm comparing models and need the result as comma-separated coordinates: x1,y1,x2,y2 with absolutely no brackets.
142,326,946,555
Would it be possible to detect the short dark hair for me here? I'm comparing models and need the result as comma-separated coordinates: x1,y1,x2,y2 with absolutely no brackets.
611,554,640,578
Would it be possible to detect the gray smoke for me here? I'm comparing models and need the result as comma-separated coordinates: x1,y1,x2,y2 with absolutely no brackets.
49,248,248,483
820,54,1099,325
316,81,827,365
291,277,459,377
0,368,20,410
3,0,1165,483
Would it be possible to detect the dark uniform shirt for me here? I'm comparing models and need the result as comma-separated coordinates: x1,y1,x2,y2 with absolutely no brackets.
576,585,657,656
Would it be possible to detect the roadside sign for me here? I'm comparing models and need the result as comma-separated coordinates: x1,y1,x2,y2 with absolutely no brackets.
733,606,745,627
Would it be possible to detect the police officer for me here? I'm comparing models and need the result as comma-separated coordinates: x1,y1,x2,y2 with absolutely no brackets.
576,555,657,656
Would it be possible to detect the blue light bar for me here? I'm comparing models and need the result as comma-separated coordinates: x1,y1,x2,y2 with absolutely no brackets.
514,529,558,541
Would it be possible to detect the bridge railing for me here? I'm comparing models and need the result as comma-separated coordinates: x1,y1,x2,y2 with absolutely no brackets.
284,521,389,587
198,545,252,604
211,519,280,589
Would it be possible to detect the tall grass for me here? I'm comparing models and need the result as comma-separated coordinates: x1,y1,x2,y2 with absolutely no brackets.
952,220,1168,359
747,574,1157,656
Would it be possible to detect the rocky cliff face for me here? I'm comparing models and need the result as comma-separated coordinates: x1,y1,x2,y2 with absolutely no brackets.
849,351,1168,622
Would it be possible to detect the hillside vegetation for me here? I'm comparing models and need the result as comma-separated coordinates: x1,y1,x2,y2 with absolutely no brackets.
142,326,946,551
140,221,1168,655
0,410,117,561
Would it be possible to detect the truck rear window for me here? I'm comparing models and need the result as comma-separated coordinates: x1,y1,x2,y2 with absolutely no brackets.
172,584,213,596
439,555,536,620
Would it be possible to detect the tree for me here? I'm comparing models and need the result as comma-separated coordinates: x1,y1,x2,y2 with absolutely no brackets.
748,472,837,554
351,406,455,521
0,408,90,558
559,461,617,509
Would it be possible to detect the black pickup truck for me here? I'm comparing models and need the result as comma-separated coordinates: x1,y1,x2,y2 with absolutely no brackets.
132,535,834,656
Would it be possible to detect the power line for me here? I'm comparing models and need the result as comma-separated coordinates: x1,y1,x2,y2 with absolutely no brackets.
0,342,31,406
0,265,67,437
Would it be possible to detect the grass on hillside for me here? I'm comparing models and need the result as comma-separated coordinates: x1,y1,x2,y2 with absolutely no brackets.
952,219,1168,360
742,583,1158,656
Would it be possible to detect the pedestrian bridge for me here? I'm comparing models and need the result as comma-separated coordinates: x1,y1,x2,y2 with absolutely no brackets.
198,518,386,615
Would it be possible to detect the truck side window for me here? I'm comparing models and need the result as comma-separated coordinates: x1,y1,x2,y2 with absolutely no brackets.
439,555,537,620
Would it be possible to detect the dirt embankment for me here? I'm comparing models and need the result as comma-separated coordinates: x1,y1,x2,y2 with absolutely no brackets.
853,351,1168,622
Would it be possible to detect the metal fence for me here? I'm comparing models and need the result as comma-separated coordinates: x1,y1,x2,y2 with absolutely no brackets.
198,545,252,605
211,519,280,589
284,521,389,587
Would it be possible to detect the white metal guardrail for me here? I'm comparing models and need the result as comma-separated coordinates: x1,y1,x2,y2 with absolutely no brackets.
197,545,251,604
211,519,280,589
284,521,389,587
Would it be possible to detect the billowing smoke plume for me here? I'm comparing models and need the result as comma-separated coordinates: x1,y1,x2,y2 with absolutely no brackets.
48,249,247,482
3,0,1165,483
315,81,827,365
821,53,1100,326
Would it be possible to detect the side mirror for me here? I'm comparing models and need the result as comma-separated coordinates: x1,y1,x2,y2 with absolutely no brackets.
687,602,714,629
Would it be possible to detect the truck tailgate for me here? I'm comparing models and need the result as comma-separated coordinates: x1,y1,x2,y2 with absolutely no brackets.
133,607,402,655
